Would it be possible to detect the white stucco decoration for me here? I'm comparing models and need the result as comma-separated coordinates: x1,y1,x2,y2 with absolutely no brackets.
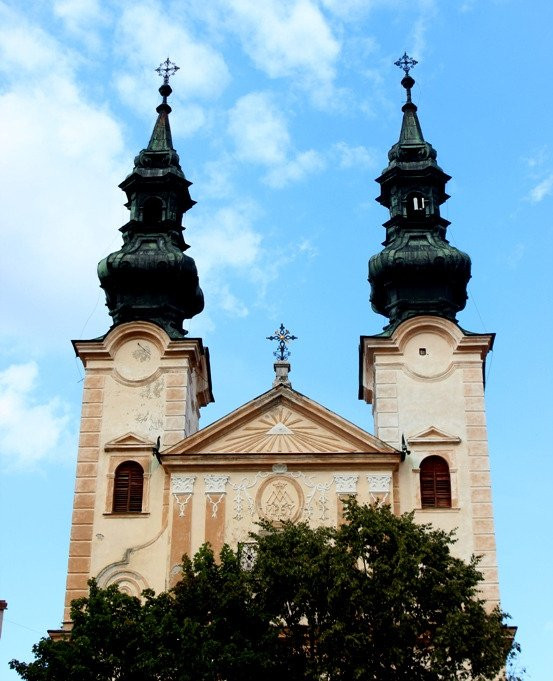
333,474,359,494
171,474,196,494
367,473,392,493
204,474,230,493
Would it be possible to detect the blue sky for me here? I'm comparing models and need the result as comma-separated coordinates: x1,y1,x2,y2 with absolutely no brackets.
0,1,551,678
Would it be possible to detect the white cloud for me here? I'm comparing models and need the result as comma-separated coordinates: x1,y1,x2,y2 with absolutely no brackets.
0,363,72,469
224,0,340,103
228,92,324,187
114,1,230,123
319,0,382,19
228,92,290,165
188,203,263,320
264,149,325,187
0,7,127,346
504,242,525,269
53,0,107,49
524,147,548,169
410,0,437,60
218,285,250,317
528,173,553,203
196,155,237,201
0,4,73,77
192,204,263,276
332,142,377,169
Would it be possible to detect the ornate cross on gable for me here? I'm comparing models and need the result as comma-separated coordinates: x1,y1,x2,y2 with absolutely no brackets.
267,323,298,361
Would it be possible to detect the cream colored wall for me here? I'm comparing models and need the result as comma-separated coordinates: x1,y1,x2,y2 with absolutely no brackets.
361,316,499,606
62,322,211,622
168,466,396,559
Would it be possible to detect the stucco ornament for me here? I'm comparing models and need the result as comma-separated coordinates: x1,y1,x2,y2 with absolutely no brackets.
171,474,196,493
256,476,304,523
171,474,196,517
367,473,392,503
204,474,229,493
333,473,359,494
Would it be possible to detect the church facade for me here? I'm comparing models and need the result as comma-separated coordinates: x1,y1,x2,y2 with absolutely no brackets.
59,58,499,627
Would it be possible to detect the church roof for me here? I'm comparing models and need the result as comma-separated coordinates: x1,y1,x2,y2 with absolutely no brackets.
161,383,399,460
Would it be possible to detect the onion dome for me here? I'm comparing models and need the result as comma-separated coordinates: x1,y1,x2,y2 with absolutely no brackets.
98,59,204,338
369,55,471,331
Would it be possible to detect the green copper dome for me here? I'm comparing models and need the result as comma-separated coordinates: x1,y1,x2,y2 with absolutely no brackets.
369,69,471,331
98,77,204,338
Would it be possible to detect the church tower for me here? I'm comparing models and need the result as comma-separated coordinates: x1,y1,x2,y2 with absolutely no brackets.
359,55,499,605
62,61,213,625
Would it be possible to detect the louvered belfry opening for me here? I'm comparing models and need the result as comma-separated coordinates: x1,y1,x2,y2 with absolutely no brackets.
420,456,451,508
113,461,144,512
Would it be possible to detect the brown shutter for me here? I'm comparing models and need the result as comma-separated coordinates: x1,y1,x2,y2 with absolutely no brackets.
113,462,144,512
420,456,451,508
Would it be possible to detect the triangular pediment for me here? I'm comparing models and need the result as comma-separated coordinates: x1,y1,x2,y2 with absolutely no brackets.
163,386,398,457
408,426,461,445
104,432,156,451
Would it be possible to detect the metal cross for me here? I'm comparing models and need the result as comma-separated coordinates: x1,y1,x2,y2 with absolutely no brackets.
267,324,298,361
394,52,418,75
155,58,180,84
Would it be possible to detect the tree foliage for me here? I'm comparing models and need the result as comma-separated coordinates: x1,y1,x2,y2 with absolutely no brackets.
11,502,519,680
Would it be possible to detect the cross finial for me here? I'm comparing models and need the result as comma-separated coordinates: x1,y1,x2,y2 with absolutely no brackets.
156,58,180,85
394,52,418,75
267,323,297,361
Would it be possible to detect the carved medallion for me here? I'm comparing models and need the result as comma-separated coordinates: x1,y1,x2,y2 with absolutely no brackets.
256,475,304,524
113,339,161,382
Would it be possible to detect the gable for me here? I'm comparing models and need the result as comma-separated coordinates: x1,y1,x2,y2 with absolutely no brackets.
408,426,461,445
163,386,397,456
104,432,156,452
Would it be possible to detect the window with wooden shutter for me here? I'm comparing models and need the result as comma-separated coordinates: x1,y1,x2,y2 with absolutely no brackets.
113,461,144,513
420,456,451,508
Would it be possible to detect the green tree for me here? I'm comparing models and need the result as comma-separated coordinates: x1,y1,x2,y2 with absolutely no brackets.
11,502,519,680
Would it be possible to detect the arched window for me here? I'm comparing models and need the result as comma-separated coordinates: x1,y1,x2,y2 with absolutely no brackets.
420,456,451,508
113,461,144,513
406,192,426,220
142,197,163,224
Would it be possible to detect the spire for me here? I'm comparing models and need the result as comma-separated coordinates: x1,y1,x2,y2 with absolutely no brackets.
97,59,204,338
368,56,471,331
147,59,178,152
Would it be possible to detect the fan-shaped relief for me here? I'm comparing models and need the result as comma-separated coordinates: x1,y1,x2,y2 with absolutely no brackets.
99,569,149,597
216,405,360,454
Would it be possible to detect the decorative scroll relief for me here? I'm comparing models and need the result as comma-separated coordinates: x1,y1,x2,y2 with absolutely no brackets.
230,471,333,523
171,474,196,517
367,473,392,503
333,474,359,494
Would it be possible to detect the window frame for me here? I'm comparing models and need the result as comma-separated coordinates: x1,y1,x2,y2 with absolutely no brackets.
112,460,145,513
419,455,452,509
